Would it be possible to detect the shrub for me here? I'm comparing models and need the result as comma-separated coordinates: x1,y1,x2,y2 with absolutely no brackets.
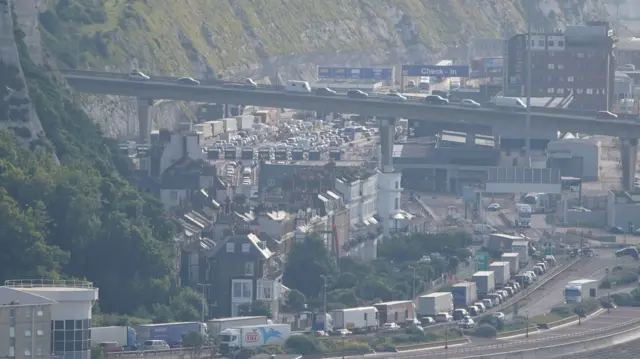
284,335,321,355
475,325,497,338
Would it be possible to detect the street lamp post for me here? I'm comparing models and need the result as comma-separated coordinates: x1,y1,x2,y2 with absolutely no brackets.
525,312,530,337
409,266,417,299
444,322,449,349
320,275,330,328
524,0,533,167
197,283,211,323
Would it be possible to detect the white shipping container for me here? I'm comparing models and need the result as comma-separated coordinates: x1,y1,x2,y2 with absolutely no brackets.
501,253,520,276
329,307,378,330
489,262,510,288
418,292,453,317
193,124,212,139
205,120,225,136
236,115,254,130
222,118,237,132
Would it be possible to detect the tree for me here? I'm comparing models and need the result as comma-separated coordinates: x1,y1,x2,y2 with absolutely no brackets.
283,234,336,297
182,331,205,358
285,335,321,355
238,301,273,319
285,290,306,312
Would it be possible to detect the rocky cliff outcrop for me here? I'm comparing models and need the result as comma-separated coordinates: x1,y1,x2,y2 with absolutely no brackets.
19,0,610,138
0,0,54,159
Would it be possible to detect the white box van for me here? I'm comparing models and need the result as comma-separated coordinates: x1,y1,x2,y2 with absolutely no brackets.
285,80,311,93
494,96,527,110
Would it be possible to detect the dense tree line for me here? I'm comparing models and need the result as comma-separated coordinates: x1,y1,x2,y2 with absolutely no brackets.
282,232,472,311
0,23,202,322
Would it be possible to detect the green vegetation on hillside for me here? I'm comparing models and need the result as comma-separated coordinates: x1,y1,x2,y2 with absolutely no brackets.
36,0,532,74
1,19,202,323
282,232,472,311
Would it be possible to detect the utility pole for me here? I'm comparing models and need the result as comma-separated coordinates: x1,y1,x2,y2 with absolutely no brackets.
197,283,211,323
525,0,533,167
410,266,417,299
320,275,330,326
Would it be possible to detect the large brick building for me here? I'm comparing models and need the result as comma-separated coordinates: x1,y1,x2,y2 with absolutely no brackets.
506,21,616,111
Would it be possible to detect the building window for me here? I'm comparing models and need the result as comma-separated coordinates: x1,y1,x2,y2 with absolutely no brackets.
25,329,32,337
24,349,31,356
233,282,242,298
242,243,250,253
25,309,31,318
226,243,235,252
36,347,43,356
547,76,552,82
258,281,273,300
558,40,565,47
577,52,585,58
242,282,252,298
395,181,399,189
586,88,593,94
547,88,555,94
9,327,14,338
577,88,584,94
10,309,15,319
9,347,14,357
547,63,554,69
169,190,178,201
557,88,564,94
36,329,44,337
538,39,544,46
267,178,275,186
568,76,574,82
548,40,555,47
36,309,43,317
394,198,399,209
557,64,564,70
245,262,255,276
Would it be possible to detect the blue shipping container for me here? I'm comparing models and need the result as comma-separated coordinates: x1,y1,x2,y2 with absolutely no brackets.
148,323,203,346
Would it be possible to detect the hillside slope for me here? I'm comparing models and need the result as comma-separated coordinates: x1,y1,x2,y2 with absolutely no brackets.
29,0,609,137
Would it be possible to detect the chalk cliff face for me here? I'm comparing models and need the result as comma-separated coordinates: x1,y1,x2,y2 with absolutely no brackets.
0,0,54,159
12,0,610,138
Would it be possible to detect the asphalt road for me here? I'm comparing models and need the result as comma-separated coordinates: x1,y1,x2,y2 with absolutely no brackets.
508,250,622,319
360,307,640,359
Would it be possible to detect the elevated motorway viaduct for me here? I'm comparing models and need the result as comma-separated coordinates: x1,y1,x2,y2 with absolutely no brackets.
61,70,640,190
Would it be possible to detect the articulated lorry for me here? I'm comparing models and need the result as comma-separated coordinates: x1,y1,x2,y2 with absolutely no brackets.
564,279,599,303
451,282,478,308
136,322,208,348
218,324,291,353
418,292,454,318
90,326,137,351
207,316,270,338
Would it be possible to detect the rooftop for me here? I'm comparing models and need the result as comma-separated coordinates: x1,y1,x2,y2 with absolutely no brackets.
4,279,94,290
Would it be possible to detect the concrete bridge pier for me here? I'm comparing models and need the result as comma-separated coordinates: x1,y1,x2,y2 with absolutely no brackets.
137,97,152,144
378,117,396,173
619,138,638,191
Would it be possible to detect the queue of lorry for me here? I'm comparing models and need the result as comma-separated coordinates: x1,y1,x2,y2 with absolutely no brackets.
415,249,558,329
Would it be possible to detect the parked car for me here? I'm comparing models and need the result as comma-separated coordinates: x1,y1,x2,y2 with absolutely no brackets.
128,70,150,81
460,99,481,108
424,95,449,105
383,92,407,102
347,89,369,99
596,110,618,119
176,77,200,85
316,87,338,96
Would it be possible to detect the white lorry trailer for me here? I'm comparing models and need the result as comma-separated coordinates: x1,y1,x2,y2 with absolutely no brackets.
489,261,511,289
501,252,520,276
418,292,454,318
564,279,599,303
207,316,269,338
218,324,291,353
472,271,496,298
329,307,378,332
